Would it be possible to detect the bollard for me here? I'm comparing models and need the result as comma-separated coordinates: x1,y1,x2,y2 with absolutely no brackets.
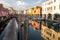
23,18,28,40
2,18,18,40
18,20,22,40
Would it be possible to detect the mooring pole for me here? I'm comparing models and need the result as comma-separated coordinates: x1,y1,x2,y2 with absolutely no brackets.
23,18,28,40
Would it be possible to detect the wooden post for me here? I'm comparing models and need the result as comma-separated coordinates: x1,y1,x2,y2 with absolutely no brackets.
17,15,22,40
23,18,28,40
17,20,21,40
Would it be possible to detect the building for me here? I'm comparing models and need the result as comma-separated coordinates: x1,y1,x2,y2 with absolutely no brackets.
0,3,9,12
0,3,9,16
33,6,42,15
26,9,32,15
0,3,3,9
41,0,60,20
17,11,21,14
8,7,14,14
26,6,42,17
41,0,60,40
23,10,26,14
8,7,18,14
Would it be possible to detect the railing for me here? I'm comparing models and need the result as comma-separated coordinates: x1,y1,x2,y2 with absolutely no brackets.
31,17,60,32
0,17,13,34
41,19,60,32
0,18,18,40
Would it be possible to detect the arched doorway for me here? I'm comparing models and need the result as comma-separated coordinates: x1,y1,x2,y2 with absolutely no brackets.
47,13,52,20
54,13,60,21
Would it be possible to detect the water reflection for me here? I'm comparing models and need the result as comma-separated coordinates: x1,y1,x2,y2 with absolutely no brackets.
19,25,44,40
28,25,44,40
41,25,60,40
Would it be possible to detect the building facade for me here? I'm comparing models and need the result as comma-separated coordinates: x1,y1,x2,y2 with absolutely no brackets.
26,6,42,17
8,7,18,14
41,0,60,20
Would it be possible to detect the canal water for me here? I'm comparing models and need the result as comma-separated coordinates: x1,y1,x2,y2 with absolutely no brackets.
28,25,44,40
0,24,44,40
20,25,44,40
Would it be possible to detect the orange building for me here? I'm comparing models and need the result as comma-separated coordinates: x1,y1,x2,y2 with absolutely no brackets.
33,6,42,15
26,6,42,16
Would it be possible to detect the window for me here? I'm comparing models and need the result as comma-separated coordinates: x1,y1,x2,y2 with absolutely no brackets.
47,1,53,5
51,7,52,10
58,37,60,40
54,14,60,22
47,14,52,20
42,14,46,26
53,34,55,38
54,14,60,32
34,10,36,13
46,31,51,36
47,7,50,11
32,8,34,10
54,6,56,10
45,8,46,11
36,6,39,9
46,14,52,28
47,7,52,11
45,28,52,36
54,0,56,2
42,21,46,26
44,35,45,37
59,5,60,9
46,37,50,40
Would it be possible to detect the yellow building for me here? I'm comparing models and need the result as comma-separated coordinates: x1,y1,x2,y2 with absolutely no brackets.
31,8,34,15
33,6,42,15
26,6,42,16
26,9,32,15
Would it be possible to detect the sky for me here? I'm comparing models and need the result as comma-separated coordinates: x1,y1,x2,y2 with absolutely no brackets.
0,0,47,11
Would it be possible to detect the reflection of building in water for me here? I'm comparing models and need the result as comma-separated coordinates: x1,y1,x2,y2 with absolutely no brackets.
41,0,60,40
31,20,40,30
41,25,60,40
41,14,60,40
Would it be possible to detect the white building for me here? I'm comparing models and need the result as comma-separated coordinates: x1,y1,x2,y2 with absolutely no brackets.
41,0,60,20
23,10,27,14
8,7,14,14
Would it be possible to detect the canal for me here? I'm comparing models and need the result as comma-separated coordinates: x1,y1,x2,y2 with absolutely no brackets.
28,25,44,40
20,25,44,40
0,18,44,40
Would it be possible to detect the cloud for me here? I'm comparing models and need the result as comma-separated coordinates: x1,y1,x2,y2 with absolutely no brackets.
15,1,30,11
0,0,47,11
33,0,42,5
16,1,28,6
